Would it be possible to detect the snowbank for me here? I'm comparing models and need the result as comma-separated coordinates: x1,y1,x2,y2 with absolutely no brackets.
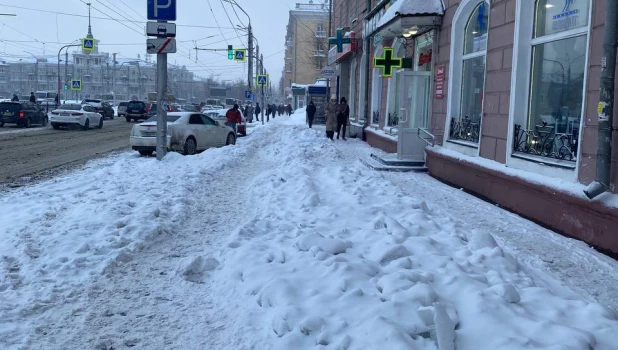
209,110,618,349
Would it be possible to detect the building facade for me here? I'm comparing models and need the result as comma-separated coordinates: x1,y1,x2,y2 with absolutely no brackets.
282,1,330,102
339,0,618,254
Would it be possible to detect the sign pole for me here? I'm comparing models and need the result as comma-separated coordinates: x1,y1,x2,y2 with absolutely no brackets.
156,23,168,160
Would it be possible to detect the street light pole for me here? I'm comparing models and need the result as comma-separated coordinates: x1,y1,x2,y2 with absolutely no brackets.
57,43,80,105
224,0,252,93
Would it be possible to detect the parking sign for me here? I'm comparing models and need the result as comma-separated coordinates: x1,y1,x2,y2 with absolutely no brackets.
147,0,177,21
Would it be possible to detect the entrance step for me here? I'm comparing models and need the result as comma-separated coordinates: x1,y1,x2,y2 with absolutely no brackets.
360,156,428,173
370,153,426,167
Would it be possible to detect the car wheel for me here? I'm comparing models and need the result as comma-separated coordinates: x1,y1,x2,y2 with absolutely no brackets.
183,137,197,155
83,119,90,131
241,130,247,137
125,117,131,122
226,133,236,145
0,122,4,127
41,117,48,127
25,118,32,128
51,122,60,130
98,116,103,129
109,113,114,120
139,150,153,157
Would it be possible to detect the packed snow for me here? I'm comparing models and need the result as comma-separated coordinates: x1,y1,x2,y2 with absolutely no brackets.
1,108,618,349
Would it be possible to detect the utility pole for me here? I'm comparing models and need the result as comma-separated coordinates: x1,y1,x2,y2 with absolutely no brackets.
260,53,265,125
327,0,333,98
248,23,253,94
112,53,117,104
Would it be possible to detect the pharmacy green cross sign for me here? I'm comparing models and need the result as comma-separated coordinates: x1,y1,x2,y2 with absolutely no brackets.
328,28,351,53
374,47,402,78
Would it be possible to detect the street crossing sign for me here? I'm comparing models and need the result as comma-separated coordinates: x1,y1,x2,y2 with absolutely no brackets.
71,80,82,91
256,74,268,87
82,38,95,53
234,49,247,62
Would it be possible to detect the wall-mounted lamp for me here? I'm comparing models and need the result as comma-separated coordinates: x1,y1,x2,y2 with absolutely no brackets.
402,26,419,38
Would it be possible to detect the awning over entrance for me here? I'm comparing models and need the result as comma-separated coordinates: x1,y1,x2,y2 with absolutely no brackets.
374,0,444,39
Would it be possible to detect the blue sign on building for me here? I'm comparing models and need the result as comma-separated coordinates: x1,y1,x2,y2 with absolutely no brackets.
245,90,252,99
147,0,177,21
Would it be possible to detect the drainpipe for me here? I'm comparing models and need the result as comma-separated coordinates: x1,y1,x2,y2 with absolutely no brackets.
584,0,618,199
362,0,372,139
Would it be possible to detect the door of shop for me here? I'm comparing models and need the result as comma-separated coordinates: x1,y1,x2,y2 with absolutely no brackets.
397,71,431,161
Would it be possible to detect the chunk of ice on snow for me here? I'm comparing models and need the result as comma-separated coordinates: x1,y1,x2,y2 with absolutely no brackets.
295,232,348,255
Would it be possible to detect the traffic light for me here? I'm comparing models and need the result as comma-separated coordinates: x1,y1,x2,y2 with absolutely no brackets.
227,45,233,60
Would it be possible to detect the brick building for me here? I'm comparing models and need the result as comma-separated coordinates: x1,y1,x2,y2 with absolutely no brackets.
331,0,618,254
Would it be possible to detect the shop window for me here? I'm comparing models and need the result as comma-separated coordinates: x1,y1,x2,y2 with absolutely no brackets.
447,1,489,146
510,0,590,168
371,46,384,127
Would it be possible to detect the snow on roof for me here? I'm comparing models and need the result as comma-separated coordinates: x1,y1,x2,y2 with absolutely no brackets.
292,2,329,12
376,0,444,28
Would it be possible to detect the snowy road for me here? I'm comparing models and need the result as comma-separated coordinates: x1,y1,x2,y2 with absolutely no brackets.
1,110,618,349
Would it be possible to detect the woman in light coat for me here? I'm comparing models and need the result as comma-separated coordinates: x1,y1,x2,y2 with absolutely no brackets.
324,94,339,140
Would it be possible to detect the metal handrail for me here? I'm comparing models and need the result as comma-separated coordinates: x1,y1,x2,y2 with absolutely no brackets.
418,128,435,147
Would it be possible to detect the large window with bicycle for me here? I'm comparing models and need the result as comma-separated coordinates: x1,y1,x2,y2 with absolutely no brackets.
511,0,590,167
447,0,489,145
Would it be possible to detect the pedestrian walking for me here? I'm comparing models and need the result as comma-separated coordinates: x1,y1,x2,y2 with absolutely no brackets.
286,104,293,116
54,94,60,107
336,97,350,140
254,102,261,122
29,92,36,103
306,100,316,128
324,94,338,140
225,104,242,135
11,93,19,101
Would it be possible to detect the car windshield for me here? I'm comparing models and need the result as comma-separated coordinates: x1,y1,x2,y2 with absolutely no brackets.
119,102,128,107
85,99,101,103
36,93,47,100
128,102,144,108
145,115,181,123
0,102,20,111
57,104,82,111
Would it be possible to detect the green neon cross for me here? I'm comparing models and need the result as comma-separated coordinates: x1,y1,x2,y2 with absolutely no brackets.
374,48,402,77
328,28,351,53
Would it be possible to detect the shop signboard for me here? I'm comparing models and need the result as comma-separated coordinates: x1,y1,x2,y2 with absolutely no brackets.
435,65,445,99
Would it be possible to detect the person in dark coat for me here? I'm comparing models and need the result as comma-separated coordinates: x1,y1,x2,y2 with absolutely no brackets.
336,97,350,140
254,102,261,122
306,100,316,128
54,94,60,106
29,92,36,103
286,104,293,116
11,93,19,101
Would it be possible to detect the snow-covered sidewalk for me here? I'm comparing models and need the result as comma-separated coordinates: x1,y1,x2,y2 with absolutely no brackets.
1,109,618,349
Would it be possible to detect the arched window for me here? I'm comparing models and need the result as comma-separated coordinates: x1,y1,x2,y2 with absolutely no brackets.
447,1,489,145
371,45,384,126
510,0,590,170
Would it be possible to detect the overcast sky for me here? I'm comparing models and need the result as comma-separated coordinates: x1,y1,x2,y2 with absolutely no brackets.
0,0,316,87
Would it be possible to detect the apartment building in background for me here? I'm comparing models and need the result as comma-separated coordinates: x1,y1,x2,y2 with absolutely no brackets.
282,1,330,99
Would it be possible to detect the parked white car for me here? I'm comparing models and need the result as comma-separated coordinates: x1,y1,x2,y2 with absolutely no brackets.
129,112,236,156
50,104,103,130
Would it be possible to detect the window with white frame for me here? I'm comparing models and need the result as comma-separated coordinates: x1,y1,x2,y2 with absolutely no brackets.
371,46,383,127
511,0,590,165
448,1,488,144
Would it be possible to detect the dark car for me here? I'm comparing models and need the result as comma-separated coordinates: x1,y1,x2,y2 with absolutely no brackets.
82,99,114,120
125,100,148,122
0,101,47,128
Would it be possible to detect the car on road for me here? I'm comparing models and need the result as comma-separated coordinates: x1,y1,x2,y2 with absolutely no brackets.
50,104,104,130
82,99,114,120
117,101,129,118
125,100,149,122
207,108,247,136
0,101,47,128
129,112,236,156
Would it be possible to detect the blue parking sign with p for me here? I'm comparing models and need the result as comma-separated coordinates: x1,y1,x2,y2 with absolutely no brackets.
147,0,177,21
